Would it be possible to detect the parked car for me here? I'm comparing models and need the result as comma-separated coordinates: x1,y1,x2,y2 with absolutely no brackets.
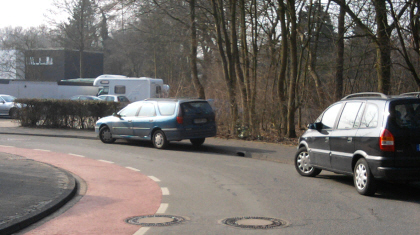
70,95,102,101
295,92,420,196
98,95,130,104
95,98,217,149
0,94,19,118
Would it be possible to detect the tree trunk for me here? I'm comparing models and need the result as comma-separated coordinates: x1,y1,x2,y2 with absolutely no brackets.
211,0,238,135
189,0,206,99
335,1,345,100
286,0,298,138
373,0,391,94
277,0,288,135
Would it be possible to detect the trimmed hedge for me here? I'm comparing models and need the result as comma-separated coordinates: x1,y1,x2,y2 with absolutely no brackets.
15,99,122,129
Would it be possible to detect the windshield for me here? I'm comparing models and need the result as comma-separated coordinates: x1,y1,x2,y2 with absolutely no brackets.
1,95,16,102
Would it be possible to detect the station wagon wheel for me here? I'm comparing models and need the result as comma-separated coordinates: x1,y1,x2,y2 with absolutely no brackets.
153,130,168,149
354,158,377,196
294,147,322,177
99,126,116,143
190,138,205,147
9,108,17,119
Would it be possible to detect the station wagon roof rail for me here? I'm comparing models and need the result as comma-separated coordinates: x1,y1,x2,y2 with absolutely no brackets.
341,92,388,100
399,92,420,98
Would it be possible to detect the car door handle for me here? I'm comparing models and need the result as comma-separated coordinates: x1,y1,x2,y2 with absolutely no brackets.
347,137,353,142
325,137,329,142
149,119,154,122
128,120,132,123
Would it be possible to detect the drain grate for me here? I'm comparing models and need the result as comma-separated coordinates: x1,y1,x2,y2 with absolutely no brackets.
125,215,186,227
221,217,287,229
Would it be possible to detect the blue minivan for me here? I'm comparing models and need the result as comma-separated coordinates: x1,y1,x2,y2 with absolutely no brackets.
95,98,217,149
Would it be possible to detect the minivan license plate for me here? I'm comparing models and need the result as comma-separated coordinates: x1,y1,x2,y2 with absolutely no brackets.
194,118,207,124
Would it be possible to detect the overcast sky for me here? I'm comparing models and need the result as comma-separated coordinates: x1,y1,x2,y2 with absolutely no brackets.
0,0,55,29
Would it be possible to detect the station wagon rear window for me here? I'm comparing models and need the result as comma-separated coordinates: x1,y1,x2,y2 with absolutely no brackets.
181,102,213,116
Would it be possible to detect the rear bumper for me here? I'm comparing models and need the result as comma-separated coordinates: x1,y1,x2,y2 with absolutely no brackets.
163,126,217,141
375,167,420,181
367,156,420,181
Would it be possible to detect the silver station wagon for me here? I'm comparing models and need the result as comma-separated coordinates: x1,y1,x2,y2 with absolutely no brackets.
95,98,217,149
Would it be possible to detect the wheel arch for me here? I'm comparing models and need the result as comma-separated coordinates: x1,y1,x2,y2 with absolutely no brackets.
352,150,369,171
150,127,162,138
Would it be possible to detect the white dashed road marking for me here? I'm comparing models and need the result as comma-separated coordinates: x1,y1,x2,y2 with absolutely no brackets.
69,153,85,158
161,187,170,195
133,227,150,235
126,167,141,172
98,160,114,164
156,203,168,214
33,149,51,152
148,176,161,182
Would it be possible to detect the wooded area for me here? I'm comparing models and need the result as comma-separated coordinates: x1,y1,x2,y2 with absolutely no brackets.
1,0,420,140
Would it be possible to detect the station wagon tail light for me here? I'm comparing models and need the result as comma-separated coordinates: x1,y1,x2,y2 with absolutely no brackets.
380,129,395,152
176,108,183,124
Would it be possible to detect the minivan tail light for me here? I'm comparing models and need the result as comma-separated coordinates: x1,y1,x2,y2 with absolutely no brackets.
380,129,395,152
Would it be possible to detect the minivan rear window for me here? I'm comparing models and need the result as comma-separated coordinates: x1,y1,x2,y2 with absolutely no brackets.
394,102,420,128
181,102,213,116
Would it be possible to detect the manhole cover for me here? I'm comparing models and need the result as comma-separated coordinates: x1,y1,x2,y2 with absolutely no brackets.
221,217,288,229
125,215,186,227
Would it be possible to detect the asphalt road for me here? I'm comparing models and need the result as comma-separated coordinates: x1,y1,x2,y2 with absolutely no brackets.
1,133,420,235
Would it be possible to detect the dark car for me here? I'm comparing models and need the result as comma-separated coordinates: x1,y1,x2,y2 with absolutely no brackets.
95,98,217,149
295,92,420,196
70,95,102,101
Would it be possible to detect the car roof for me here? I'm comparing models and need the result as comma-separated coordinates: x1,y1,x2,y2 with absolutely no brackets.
144,98,207,102
341,92,420,102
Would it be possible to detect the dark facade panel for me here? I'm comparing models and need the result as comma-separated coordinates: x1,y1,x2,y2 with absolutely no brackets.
25,49,103,81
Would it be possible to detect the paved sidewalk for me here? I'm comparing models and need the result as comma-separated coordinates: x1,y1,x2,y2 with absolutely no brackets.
0,152,77,235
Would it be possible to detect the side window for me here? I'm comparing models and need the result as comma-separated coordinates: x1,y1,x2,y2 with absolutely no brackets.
119,105,140,117
138,103,156,117
319,103,342,129
337,102,363,129
158,102,176,116
115,86,126,94
360,103,379,128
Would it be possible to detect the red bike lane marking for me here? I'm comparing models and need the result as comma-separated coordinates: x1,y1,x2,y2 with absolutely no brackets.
0,147,162,235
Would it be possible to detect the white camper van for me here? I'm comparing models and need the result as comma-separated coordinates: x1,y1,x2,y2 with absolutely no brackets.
93,75,169,102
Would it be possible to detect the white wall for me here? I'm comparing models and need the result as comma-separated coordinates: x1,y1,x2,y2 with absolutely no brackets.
0,80,97,99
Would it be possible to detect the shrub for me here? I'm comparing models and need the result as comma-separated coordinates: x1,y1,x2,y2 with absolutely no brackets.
15,99,122,129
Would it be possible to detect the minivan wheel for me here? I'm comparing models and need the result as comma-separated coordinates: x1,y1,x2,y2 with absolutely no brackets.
354,158,377,196
295,147,322,177
153,130,168,149
99,126,116,143
190,138,205,146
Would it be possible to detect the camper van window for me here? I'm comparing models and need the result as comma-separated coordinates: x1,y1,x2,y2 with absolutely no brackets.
115,86,126,94
97,86,109,96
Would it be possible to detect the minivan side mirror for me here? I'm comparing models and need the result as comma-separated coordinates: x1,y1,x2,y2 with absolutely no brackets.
308,122,322,130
